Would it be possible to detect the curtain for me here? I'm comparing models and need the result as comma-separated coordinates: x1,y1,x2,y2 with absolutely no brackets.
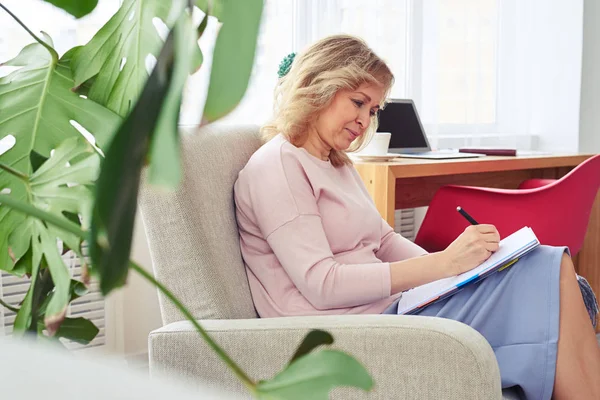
208,0,583,152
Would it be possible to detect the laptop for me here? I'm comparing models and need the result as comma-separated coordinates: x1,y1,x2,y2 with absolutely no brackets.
377,99,483,159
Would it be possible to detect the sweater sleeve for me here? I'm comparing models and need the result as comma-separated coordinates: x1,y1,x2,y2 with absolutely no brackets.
240,147,392,310
346,165,428,263
375,218,429,262
266,215,392,309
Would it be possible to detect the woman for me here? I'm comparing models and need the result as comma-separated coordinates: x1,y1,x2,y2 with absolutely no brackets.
233,34,600,399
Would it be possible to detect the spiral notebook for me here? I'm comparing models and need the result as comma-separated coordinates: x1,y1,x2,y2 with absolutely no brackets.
397,226,540,315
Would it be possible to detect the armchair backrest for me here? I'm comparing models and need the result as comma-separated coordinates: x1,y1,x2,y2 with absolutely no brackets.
139,124,262,324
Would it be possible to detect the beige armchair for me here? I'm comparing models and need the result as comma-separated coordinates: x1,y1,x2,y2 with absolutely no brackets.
139,124,517,399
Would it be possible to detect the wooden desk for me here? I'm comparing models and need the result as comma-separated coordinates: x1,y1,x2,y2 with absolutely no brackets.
355,154,600,328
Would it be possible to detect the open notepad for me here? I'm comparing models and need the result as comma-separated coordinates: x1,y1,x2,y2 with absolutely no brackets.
397,226,540,315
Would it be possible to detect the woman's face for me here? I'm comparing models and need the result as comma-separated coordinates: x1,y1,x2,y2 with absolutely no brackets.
311,83,386,152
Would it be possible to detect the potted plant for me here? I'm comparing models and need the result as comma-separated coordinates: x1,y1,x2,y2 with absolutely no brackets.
0,1,374,398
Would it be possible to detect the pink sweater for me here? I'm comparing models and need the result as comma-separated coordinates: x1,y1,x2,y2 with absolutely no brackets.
234,134,427,318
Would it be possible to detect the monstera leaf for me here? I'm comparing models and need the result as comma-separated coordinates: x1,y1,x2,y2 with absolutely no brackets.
71,0,201,117
195,0,223,19
147,12,199,188
90,22,179,295
0,137,100,333
0,33,121,273
203,0,262,121
42,0,99,18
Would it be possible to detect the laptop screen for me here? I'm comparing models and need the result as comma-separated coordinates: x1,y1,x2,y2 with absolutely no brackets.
376,100,429,150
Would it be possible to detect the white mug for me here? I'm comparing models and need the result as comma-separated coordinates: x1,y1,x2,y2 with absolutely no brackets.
360,132,391,156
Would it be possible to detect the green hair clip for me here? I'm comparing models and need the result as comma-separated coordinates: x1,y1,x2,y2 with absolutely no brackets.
278,52,296,78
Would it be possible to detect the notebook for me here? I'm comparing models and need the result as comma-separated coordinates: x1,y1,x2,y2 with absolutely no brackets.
397,226,540,315
458,148,517,157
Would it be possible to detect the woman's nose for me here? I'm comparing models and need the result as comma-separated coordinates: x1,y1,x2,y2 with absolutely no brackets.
356,109,370,128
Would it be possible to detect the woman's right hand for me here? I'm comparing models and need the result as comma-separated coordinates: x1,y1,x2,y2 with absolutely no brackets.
441,224,500,276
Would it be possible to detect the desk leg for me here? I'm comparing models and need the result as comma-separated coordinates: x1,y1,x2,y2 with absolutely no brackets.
575,191,600,333
355,164,397,227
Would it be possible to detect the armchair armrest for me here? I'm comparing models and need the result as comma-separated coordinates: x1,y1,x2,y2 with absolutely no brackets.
149,314,501,399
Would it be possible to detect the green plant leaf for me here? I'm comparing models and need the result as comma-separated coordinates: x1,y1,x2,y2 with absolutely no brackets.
0,138,99,269
195,0,223,19
71,279,89,298
147,12,198,188
256,350,373,400
0,34,121,272
0,38,120,157
90,28,177,295
203,0,263,121
10,241,32,277
42,0,99,18
0,192,87,244
1,138,100,332
195,0,208,13
38,279,89,317
31,266,57,333
54,316,99,345
70,0,183,117
14,256,42,333
0,296,19,313
289,330,334,364
30,151,48,174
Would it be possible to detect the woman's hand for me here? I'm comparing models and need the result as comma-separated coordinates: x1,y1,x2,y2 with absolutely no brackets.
441,224,500,276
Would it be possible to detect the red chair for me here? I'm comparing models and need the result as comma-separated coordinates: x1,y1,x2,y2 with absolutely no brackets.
414,154,600,255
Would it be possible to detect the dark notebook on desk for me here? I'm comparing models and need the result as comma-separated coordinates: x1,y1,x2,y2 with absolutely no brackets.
459,148,517,156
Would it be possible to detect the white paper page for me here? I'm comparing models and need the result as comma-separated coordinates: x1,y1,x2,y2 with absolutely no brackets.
396,226,539,314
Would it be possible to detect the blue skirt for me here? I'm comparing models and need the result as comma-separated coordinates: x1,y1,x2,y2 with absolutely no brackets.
383,245,566,400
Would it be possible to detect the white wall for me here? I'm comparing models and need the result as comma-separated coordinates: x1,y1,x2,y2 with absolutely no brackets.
579,0,600,152
525,0,584,152
117,211,162,357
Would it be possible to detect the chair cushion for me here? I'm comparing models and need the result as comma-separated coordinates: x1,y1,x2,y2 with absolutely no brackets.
139,124,262,324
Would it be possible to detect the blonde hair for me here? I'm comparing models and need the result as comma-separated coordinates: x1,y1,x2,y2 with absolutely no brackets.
261,34,394,167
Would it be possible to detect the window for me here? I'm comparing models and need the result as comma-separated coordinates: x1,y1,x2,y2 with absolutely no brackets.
216,0,414,126
419,0,498,132
215,0,501,139
213,0,582,153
